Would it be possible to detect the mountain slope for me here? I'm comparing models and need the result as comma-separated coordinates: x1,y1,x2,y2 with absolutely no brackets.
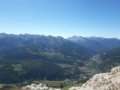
99,47,120,71
0,60,64,83
86,47,120,74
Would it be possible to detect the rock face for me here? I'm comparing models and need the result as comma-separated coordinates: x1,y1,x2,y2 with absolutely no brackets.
69,66,120,90
22,83,61,90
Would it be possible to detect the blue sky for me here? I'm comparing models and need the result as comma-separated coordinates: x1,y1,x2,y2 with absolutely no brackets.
0,0,120,38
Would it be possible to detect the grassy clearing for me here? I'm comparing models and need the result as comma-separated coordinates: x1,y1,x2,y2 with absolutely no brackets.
61,83,83,90
0,84,21,90
45,81,63,88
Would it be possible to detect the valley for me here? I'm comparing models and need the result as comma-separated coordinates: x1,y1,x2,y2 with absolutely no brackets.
0,33,120,90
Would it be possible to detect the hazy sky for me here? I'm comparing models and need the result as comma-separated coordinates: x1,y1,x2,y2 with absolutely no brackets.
0,0,120,38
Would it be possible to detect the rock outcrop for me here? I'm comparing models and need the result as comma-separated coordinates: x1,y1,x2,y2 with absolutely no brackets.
22,83,61,90
69,66,120,90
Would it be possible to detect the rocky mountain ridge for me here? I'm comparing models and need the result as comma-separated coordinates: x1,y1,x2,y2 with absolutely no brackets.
68,36,120,53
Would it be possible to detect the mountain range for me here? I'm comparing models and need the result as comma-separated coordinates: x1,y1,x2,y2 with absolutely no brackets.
68,36,120,53
0,33,120,83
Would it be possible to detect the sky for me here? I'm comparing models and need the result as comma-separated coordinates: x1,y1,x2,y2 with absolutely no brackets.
0,0,120,38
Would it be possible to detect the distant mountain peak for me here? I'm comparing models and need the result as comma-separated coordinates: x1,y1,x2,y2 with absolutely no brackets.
68,36,120,53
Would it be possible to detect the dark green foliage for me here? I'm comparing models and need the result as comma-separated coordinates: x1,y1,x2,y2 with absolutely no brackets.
60,83,64,88
0,60,64,83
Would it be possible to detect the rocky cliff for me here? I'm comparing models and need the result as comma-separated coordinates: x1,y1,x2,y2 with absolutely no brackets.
69,66,120,90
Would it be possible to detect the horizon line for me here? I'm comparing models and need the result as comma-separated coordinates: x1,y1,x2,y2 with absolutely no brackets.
0,32,120,39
